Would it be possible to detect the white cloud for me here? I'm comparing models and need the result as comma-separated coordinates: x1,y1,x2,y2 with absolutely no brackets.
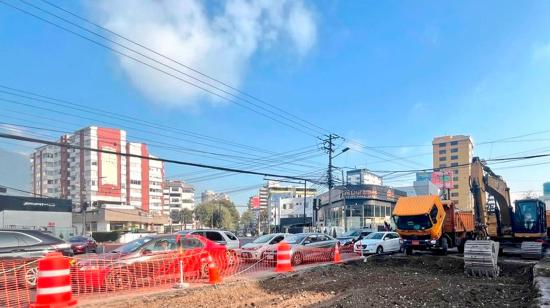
89,0,318,106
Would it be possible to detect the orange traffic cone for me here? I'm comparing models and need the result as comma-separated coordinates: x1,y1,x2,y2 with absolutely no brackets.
30,252,77,308
208,255,222,284
275,241,293,273
333,244,342,264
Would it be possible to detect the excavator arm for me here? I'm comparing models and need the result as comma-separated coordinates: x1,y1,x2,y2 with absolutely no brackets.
470,157,513,236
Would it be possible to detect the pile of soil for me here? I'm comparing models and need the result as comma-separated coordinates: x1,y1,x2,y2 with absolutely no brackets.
81,255,537,308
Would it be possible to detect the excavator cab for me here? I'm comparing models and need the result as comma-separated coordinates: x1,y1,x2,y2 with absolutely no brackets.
512,199,547,238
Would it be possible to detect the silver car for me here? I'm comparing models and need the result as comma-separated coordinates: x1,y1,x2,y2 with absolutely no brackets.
263,233,339,266
240,233,289,262
178,229,240,250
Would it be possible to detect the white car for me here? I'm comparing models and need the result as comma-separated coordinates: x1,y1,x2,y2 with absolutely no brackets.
240,233,288,261
354,231,401,255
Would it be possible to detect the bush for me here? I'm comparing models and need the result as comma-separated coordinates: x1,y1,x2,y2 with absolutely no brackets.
92,231,122,243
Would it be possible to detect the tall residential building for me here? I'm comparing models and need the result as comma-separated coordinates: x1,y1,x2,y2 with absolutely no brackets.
261,181,317,226
346,169,383,185
432,135,474,210
30,126,164,212
163,180,195,215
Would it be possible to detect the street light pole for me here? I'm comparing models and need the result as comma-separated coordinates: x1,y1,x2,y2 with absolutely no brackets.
303,180,307,230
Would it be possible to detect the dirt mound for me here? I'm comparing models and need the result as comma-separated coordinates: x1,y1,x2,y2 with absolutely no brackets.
81,255,537,308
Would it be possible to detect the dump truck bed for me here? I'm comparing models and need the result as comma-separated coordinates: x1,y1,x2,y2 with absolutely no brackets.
442,202,474,233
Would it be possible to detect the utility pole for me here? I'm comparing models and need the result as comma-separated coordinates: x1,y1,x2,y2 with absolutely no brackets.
322,134,349,233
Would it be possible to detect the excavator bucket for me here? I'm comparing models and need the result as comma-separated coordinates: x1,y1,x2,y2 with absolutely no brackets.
464,240,499,278
520,241,543,260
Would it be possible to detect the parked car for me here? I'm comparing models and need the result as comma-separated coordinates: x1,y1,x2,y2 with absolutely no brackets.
69,236,98,254
240,233,288,262
0,229,73,288
178,230,240,250
74,234,229,291
336,229,372,248
353,231,402,255
263,233,339,266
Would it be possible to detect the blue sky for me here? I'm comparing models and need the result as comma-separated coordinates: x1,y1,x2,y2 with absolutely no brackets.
1,0,550,206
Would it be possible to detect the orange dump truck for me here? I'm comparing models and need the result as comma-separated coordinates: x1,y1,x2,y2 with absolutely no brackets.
392,195,475,255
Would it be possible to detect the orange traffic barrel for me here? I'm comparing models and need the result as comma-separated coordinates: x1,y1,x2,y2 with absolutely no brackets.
208,255,222,284
30,252,77,308
334,244,342,264
275,241,293,273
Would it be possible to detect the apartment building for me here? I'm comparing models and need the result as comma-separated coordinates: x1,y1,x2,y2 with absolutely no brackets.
30,126,164,212
163,180,195,215
432,135,474,210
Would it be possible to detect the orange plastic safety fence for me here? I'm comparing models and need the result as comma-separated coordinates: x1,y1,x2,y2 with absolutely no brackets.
0,259,36,308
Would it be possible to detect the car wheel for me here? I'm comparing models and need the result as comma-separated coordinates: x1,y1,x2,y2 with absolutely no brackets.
106,269,134,291
376,246,384,255
291,252,303,266
23,265,38,288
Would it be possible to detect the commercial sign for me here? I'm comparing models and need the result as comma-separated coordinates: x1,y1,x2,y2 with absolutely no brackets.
0,195,72,212
431,171,453,189
250,196,260,210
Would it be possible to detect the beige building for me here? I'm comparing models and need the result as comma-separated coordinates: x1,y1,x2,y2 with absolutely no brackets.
432,135,474,210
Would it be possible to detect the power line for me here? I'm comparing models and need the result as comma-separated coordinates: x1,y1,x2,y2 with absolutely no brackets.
3,0,325,138
0,132,323,183
37,0,330,136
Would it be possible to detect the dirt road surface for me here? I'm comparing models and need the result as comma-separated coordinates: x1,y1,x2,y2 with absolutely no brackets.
80,255,537,308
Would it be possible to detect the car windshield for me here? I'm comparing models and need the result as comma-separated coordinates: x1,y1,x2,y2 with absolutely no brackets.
69,236,87,242
364,232,385,240
285,234,307,244
253,234,274,243
339,230,359,237
112,237,153,254
393,215,433,231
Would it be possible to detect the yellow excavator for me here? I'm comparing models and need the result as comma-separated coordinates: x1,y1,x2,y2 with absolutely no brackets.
463,157,547,277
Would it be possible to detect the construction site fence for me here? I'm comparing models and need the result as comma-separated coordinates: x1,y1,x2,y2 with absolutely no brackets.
0,246,359,308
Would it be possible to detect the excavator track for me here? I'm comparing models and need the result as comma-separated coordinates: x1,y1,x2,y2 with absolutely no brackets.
520,241,543,260
464,240,499,278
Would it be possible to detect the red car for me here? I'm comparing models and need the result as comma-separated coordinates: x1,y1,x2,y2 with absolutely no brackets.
69,236,98,254
72,234,229,291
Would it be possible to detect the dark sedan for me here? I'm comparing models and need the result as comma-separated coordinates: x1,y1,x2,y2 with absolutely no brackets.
0,229,73,288
69,236,98,254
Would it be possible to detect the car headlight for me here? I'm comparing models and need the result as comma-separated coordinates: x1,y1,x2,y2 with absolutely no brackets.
430,240,437,245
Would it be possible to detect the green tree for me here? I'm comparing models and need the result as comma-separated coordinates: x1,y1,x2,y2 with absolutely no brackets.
181,208,194,229
194,200,239,230
240,210,255,228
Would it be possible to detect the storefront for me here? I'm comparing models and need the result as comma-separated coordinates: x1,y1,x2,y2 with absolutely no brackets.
315,184,406,234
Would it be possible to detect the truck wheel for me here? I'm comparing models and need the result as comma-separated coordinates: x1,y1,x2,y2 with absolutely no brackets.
405,247,413,256
441,237,448,255
458,240,465,254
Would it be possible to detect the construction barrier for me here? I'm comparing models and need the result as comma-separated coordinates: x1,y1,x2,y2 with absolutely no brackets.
0,242,359,307
31,252,77,308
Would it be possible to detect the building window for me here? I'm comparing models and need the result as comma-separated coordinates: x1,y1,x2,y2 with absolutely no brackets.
130,180,141,185
454,170,459,174
451,162,458,167
91,161,97,166
171,187,179,192
439,150,446,155
450,141,458,146
451,148,458,153
451,192,459,197
440,163,447,168
453,177,459,181
439,143,446,147
451,155,458,160
453,184,459,189
91,180,96,186
439,157,446,161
